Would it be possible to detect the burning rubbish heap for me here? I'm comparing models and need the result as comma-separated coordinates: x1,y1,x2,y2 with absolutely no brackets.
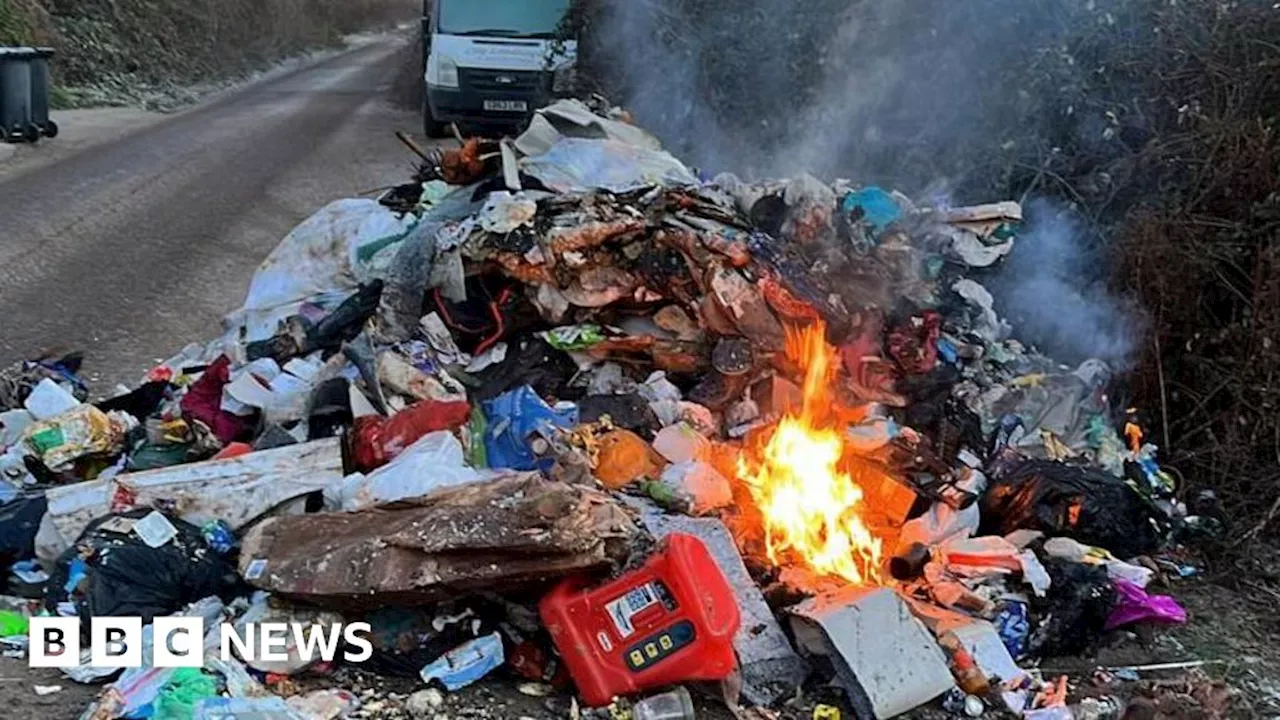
0,99,1213,719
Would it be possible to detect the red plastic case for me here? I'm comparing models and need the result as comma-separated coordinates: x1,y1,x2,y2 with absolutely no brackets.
539,533,741,706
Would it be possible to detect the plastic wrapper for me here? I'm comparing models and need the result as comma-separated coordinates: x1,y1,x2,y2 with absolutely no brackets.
152,668,219,720
1043,536,1155,587
23,405,135,470
287,689,361,720
478,191,537,233
0,408,35,448
652,422,712,464
419,632,505,691
80,598,226,716
594,429,665,490
194,697,308,720
842,186,903,235
480,386,578,472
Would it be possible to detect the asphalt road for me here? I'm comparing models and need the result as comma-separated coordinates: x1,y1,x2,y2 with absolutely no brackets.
0,34,427,392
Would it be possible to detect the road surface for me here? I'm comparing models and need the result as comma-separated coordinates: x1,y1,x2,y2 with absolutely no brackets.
0,34,426,391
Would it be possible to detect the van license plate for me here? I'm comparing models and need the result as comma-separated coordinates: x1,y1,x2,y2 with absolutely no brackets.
484,100,527,112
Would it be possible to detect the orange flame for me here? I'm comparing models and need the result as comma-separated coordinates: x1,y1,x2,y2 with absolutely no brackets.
737,323,884,585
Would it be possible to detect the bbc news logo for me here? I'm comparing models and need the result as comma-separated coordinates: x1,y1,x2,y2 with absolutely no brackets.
29,617,374,668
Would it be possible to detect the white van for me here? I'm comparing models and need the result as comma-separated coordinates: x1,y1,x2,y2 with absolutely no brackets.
422,0,577,137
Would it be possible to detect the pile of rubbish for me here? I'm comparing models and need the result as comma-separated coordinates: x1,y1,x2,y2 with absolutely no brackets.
0,99,1215,720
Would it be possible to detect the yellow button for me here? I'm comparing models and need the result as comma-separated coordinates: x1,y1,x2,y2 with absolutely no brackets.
813,705,841,720
659,635,673,651
644,643,659,658
629,650,645,666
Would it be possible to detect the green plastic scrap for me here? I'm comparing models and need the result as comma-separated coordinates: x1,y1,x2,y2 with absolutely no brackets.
1085,414,1129,476
420,180,453,208
153,668,219,720
26,426,66,455
354,220,419,265
541,324,607,351
991,221,1021,241
468,406,489,469
127,441,194,472
924,256,947,279
0,611,29,637
640,479,689,515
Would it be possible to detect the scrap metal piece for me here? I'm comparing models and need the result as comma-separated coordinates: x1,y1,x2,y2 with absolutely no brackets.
712,337,754,377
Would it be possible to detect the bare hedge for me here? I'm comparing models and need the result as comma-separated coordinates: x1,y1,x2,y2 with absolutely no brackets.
3,0,415,87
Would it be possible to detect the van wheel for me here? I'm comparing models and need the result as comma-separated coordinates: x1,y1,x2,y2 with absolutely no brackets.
423,99,448,139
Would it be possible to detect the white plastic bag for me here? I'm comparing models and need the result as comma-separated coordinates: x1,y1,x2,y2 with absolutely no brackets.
656,461,734,515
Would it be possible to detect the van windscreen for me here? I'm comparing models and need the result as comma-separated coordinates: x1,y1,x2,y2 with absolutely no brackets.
438,0,571,38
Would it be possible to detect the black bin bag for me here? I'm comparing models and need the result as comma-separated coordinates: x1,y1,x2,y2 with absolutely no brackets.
45,509,237,628
980,457,1165,559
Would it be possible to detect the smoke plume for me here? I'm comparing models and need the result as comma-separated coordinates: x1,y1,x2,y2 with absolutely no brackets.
987,201,1143,367
583,0,1145,366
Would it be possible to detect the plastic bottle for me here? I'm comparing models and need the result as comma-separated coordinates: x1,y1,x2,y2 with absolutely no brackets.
201,520,236,554
938,632,991,696
1023,709,1072,720
1073,696,1123,720
889,541,932,580
632,686,696,720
